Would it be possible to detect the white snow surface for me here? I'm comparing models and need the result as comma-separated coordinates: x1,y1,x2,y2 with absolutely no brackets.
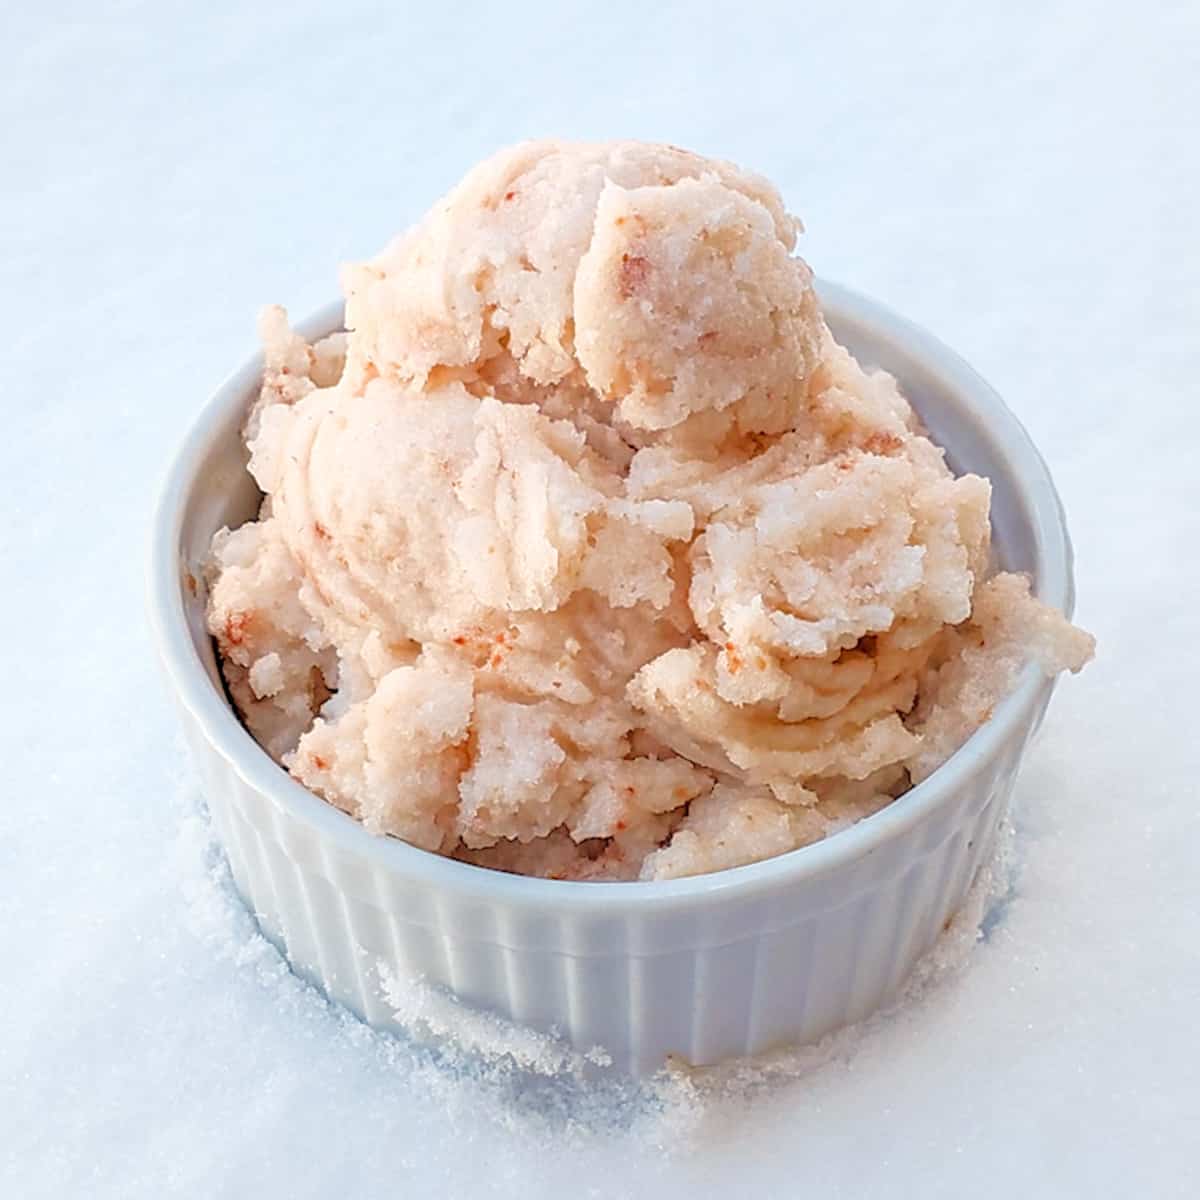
4,2,1198,1195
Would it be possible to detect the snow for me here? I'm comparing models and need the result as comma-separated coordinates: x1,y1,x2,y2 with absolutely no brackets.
3,1,1198,1195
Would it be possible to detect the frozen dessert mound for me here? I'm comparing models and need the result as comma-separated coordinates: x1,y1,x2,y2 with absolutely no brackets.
205,139,1094,882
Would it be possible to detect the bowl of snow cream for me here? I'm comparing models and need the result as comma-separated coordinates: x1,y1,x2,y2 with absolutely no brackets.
150,140,1092,1074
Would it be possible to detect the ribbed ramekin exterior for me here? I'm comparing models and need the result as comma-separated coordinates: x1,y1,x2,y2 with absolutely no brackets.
177,683,1047,1074
154,282,1076,1076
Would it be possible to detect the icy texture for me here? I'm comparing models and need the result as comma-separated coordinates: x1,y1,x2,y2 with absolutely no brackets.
206,142,1089,880
6,2,1197,1196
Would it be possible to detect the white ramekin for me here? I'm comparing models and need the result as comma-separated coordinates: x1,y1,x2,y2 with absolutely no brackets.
148,281,1076,1075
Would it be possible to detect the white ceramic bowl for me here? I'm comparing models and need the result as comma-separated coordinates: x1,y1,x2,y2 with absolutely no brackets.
149,281,1075,1075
